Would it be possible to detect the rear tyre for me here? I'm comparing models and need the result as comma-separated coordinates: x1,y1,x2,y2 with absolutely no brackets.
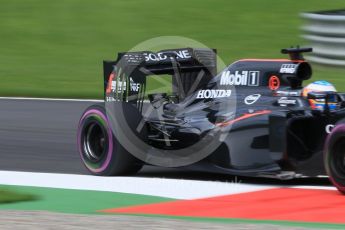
324,124,345,194
77,103,142,176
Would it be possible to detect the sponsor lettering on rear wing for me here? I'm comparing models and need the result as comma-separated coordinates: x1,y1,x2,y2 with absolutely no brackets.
117,48,217,67
103,48,218,105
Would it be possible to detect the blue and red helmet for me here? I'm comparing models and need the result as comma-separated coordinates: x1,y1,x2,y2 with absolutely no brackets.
302,81,338,111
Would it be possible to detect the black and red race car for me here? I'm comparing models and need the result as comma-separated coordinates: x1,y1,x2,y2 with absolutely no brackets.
77,47,345,194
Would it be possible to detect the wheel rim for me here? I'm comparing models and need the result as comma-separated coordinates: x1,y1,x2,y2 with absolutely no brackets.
83,121,107,162
330,138,345,178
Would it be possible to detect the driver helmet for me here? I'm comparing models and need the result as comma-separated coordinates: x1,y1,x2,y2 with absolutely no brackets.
302,80,338,111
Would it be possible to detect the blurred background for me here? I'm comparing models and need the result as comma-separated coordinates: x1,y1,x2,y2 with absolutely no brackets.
0,0,344,99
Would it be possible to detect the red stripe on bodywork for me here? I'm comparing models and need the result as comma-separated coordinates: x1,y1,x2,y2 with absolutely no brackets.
215,110,271,127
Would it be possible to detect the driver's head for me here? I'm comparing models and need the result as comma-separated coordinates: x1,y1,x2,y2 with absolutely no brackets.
302,80,338,111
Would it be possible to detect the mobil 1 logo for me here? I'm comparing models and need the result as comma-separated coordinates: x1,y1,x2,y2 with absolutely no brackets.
248,71,260,86
220,70,260,86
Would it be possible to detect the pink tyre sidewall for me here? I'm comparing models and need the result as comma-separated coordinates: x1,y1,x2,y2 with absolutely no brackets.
77,108,114,174
324,124,345,193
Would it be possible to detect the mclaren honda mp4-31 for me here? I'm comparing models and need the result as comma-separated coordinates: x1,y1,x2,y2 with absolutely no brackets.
77,47,345,194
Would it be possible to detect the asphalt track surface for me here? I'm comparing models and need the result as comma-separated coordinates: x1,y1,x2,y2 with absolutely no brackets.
0,98,186,176
0,99,91,174
0,98,331,187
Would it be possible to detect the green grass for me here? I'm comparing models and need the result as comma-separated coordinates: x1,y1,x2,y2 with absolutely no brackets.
0,0,345,98
0,185,173,214
0,189,37,204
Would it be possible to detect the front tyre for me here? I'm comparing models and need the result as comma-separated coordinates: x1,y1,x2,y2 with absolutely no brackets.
77,104,142,176
324,124,345,194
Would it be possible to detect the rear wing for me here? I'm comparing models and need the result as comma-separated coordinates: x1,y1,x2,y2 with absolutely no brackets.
103,48,217,107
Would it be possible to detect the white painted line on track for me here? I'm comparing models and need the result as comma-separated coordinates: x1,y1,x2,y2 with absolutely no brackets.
0,97,103,102
0,170,335,199
0,171,275,200
292,185,336,190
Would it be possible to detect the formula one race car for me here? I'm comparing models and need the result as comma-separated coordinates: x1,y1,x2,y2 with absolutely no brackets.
77,47,345,194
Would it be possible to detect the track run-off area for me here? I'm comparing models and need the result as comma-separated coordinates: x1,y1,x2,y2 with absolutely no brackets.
0,97,345,229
